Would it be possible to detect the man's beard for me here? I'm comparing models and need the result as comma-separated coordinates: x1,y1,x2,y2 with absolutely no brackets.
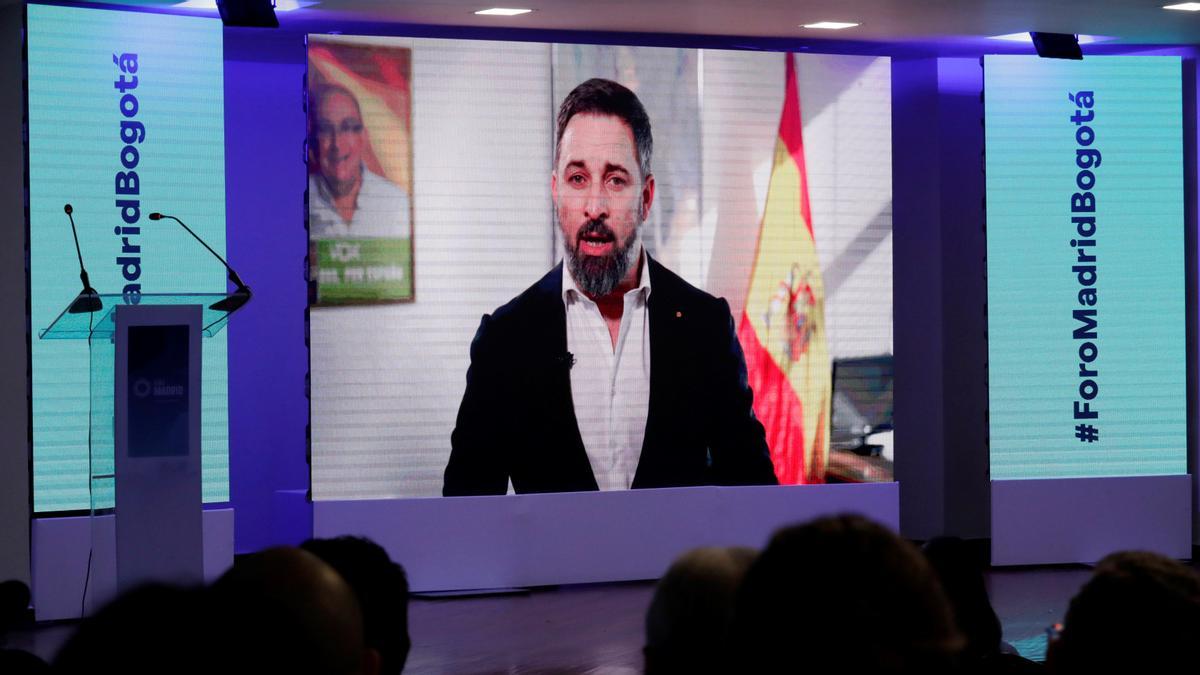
564,218,641,298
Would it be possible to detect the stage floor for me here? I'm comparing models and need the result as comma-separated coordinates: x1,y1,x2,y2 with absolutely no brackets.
0,564,1153,672
401,565,1096,673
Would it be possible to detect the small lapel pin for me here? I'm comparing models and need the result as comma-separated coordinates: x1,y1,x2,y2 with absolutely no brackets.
675,310,683,318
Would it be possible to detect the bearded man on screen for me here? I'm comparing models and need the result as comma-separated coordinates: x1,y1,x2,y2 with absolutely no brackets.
443,78,776,496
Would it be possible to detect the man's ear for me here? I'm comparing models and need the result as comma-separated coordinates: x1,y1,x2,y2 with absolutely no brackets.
641,173,655,221
360,646,382,675
1045,635,1063,673
551,171,559,204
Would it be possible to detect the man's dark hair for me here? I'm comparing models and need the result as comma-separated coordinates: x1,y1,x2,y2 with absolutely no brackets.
302,536,411,675
211,546,367,675
1050,550,1200,674
729,514,963,674
555,78,652,180
922,537,1003,659
0,579,31,635
644,546,757,675
53,583,212,675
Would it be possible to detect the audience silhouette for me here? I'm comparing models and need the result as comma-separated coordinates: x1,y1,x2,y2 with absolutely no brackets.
923,537,1044,674
8,520,1200,674
0,580,48,674
729,514,964,674
644,546,757,674
302,536,412,675
211,546,378,675
52,583,211,675
1048,550,1200,675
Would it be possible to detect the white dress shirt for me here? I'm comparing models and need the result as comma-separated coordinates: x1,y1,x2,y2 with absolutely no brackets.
309,165,412,239
562,254,652,491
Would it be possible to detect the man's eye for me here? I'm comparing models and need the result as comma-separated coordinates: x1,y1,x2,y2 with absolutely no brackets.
607,176,627,188
568,174,587,186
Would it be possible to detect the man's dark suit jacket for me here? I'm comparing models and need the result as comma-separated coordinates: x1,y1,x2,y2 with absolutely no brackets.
443,257,778,496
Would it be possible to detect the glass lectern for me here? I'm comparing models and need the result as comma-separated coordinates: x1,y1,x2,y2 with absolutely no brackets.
40,293,245,593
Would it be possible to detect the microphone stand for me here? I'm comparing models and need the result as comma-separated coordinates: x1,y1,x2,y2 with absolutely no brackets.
63,204,102,314
149,212,252,313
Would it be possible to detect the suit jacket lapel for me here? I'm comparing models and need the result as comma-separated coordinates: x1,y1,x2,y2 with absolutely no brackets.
636,257,681,484
530,264,596,489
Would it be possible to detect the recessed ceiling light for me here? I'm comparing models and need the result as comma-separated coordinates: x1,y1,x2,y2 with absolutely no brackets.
989,32,1113,44
1163,3,1200,11
475,7,534,16
802,21,860,30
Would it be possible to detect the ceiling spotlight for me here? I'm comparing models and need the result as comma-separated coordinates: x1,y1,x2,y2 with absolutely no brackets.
475,7,533,16
1030,32,1083,59
1163,3,1200,11
175,1,314,12
989,32,1112,44
802,21,860,30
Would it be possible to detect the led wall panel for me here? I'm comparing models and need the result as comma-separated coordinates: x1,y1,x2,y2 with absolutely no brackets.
985,55,1185,480
29,3,228,511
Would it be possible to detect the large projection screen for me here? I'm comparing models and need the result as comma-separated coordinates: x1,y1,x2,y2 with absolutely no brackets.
27,3,229,512
307,37,894,501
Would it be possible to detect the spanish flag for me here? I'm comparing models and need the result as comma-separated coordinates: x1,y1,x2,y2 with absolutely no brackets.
735,54,831,485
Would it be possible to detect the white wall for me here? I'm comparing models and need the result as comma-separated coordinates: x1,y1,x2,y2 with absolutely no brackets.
703,51,892,359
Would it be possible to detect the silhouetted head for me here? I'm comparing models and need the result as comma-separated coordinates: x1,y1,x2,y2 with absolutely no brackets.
923,536,1003,659
644,546,758,675
212,546,374,675
730,514,963,674
302,537,411,675
0,648,49,674
1049,551,1200,675
0,579,31,635
53,583,211,675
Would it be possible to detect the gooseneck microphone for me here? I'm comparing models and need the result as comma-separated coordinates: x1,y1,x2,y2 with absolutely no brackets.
63,204,102,314
149,212,252,313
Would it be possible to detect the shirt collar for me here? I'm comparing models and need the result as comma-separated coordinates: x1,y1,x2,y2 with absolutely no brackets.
562,248,652,305
313,162,367,205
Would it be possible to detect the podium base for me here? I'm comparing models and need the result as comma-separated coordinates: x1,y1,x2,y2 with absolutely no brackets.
30,508,234,621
